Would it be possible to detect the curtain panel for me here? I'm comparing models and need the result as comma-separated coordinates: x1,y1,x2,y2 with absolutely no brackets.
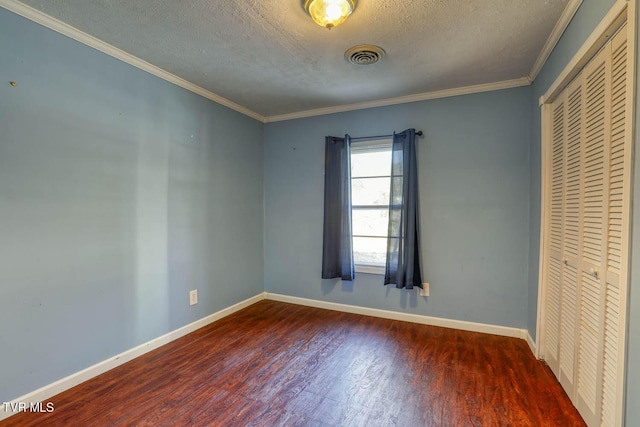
321,135,355,281
385,129,423,289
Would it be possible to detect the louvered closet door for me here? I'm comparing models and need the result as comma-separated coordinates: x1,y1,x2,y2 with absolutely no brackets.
575,42,609,427
544,95,566,377
542,21,630,427
600,26,629,427
559,77,583,397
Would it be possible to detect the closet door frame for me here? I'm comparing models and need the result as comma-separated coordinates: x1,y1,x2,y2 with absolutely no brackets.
537,1,636,426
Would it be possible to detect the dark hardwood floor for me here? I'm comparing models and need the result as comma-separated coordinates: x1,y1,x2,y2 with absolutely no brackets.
2,300,585,426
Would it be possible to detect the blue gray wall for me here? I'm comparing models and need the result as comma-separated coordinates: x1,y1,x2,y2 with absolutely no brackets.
528,0,640,423
0,8,264,401
264,88,532,329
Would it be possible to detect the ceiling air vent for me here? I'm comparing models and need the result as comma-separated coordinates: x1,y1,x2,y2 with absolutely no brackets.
345,45,385,65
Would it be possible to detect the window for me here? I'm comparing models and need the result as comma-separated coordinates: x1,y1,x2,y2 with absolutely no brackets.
350,139,392,274
322,129,421,284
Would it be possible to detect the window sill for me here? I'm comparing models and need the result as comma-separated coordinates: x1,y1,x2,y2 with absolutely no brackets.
355,265,385,275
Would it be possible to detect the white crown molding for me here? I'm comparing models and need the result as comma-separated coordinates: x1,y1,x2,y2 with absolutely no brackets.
0,292,267,422
528,0,584,82
3,0,566,124
265,293,529,340
539,0,629,105
264,77,531,123
0,0,266,123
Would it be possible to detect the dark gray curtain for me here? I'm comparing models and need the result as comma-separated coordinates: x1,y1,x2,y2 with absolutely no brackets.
322,135,355,280
385,129,423,289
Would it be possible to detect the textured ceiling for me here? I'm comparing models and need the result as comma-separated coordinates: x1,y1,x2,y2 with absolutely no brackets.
18,0,569,117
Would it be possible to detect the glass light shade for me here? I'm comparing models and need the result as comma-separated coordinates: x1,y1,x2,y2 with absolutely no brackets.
305,0,355,29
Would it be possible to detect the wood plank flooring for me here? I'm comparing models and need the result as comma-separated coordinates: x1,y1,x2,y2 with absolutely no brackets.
2,300,585,426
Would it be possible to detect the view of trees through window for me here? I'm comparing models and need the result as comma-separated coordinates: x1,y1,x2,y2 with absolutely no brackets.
350,141,392,267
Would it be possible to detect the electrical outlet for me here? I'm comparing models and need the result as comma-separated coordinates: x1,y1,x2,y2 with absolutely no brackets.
420,283,430,297
189,290,198,306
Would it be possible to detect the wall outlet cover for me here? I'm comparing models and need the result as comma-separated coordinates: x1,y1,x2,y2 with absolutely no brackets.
420,283,430,297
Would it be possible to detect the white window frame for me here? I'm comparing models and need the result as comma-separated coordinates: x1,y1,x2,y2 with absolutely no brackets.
350,138,392,275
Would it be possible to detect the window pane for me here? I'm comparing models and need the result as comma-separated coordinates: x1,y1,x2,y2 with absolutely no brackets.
352,208,388,237
351,150,392,178
351,177,390,206
353,236,387,266
351,142,391,268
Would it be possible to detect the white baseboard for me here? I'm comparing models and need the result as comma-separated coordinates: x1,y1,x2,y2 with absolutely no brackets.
526,331,538,359
0,292,267,422
265,293,528,340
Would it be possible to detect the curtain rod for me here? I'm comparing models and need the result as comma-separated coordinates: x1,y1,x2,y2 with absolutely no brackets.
349,131,423,142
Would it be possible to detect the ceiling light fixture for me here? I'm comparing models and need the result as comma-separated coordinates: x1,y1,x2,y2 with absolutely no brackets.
304,0,356,30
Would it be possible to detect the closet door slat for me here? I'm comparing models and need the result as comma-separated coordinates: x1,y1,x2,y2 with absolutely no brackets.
575,44,609,427
545,97,566,376
559,79,583,395
601,26,628,427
